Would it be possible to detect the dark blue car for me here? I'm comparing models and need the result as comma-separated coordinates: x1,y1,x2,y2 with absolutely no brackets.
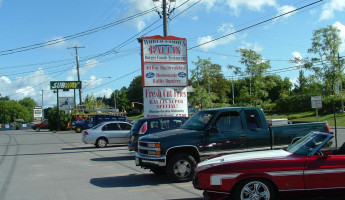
128,116,188,151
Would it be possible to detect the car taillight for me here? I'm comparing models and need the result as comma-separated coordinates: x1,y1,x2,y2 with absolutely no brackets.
84,131,88,135
139,122,147,135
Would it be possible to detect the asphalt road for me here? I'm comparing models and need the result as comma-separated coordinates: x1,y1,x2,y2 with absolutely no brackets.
0,129,345,200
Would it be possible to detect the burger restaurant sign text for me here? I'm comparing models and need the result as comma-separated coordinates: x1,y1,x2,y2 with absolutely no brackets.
141,35,188,118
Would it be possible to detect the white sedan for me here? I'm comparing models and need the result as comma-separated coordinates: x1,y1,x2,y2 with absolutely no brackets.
81,121,132,148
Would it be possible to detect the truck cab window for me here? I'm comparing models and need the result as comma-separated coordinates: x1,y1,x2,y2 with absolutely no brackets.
215,111,243,132
244,110,262,129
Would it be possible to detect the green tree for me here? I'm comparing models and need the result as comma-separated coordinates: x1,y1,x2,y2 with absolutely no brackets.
0,100,31,122
228,49,271,106
127,76,143,111
189,57,229,108
18,97,37,122
48,106,71,131
117,87,130,111
188,86,217,110
293,25,344,97
84,93,106,109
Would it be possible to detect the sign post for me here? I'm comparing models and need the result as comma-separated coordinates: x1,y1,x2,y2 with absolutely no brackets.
311,96,322,121
50,81,82,131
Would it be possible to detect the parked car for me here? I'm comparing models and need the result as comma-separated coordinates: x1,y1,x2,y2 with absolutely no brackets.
82,121,132,148
31,119,49,132
192,132,344,200
72,114,126,133
128,116,189,151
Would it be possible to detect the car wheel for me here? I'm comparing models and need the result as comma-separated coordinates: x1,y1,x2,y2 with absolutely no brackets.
151,167,166,175
95,138,107,148
167,153,196,182
36,127,40,132
75,126,82,133
232,178,277,200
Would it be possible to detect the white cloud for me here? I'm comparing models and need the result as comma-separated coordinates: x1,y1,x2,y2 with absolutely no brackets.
276,5,296,19
191,16,198,21
15,86,35,97
70,59,100,76
292,51,303,60
333,21,345,53
123,0,157,32
94,88,113,98
0,76,11,84
240,41,263,52
137,20,146,32
66,76,75,81
45,36,67,49
197,23,236,51
320,0,345,21
225,0,277,15
83,75,103,90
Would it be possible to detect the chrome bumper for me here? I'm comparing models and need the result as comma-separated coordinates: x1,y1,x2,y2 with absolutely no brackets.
135,152,166,167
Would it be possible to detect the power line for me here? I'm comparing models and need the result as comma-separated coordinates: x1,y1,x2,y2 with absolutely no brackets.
188,0,324,50
83,69,141,92
0,7,157,56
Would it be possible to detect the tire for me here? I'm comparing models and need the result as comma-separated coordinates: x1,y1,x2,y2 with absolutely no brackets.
75,126,82,133
36,127,40,132
151,167,166,175
231,178,277,200
95,138,108,148
166,153,196,182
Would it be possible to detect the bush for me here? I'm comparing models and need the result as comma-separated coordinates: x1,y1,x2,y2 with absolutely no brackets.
287,112,315,120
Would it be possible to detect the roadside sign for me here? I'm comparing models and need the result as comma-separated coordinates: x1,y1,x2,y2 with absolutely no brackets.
311,96,322,109
34,106,42,118
50,81,82,90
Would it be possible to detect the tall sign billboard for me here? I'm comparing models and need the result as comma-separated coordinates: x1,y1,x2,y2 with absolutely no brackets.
141,35,189,118
141,35,188,87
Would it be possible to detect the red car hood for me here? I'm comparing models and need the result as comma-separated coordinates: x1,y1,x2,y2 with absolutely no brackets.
197,149,292,171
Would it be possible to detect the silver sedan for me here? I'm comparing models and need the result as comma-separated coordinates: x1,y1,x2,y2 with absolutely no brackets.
81,121,132,148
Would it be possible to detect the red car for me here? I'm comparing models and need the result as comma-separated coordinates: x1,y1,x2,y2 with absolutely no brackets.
193,132,345,200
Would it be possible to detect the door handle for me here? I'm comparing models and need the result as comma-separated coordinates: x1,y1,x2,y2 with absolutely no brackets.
240,134,247,138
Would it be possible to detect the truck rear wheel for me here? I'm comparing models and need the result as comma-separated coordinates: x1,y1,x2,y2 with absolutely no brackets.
75,126,83,133
167,153,196,182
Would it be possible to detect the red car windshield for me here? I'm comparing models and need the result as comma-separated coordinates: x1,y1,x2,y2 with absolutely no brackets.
286,132,330,156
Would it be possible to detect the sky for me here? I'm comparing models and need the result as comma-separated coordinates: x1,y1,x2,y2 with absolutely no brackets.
0,0,345,109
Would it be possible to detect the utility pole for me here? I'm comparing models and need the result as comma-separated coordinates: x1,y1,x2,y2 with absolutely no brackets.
41,90,44,119
162,0,168,37
154,0,175,37
232,75,235,105
68,46,85,106
339,53,344,112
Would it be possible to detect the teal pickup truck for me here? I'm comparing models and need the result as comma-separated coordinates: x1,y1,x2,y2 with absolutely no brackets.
135,107,330,182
